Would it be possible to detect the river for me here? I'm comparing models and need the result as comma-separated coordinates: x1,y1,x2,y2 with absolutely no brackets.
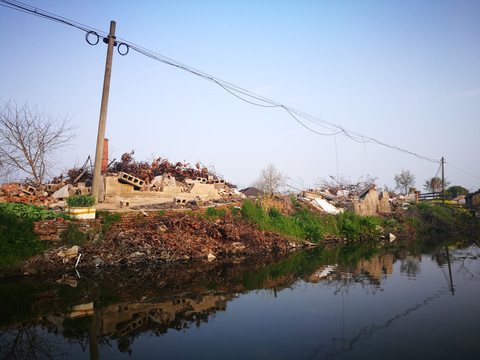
1,238,479,359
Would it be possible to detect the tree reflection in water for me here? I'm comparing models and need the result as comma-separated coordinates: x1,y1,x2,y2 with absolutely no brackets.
0,240,478,359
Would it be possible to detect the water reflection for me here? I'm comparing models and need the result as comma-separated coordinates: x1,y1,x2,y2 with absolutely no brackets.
1,240,479,359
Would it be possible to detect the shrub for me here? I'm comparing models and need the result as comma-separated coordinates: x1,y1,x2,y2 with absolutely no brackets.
0,210,46,268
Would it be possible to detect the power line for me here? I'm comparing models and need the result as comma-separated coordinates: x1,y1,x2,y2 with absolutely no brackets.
4,0,479,184
445,162,480,183
0,0,439,162
0,0,105,35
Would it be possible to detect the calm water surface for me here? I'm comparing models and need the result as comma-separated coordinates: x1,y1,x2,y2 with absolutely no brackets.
1,240,479,359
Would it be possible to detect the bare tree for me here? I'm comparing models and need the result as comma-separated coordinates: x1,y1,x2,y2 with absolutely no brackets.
0,101,74,186
423,177,450,193
394,169,416,195
252,164,287,194
317,174,378,192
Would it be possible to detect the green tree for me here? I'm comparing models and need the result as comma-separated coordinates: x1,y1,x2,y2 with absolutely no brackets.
394,169,416,195
445,185,468,198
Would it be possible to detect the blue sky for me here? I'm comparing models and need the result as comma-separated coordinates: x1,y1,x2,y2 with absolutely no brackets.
1,0,479,191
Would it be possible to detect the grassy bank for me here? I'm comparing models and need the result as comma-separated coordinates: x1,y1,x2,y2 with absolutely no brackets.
1,199,478,271
239,199,399,243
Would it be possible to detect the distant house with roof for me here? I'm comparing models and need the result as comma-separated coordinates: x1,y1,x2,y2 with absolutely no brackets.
240,187,264,197
465,189,480,206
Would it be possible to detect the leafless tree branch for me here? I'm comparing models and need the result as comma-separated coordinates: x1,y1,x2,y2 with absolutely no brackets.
0,101,74,186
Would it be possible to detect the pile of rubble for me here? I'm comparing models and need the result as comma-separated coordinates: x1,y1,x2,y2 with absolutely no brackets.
0,153,243,209
296,184,392,216
0,182,92,208
21,210,316,274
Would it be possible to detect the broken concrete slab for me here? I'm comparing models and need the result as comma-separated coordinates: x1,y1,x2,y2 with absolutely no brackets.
52,185,74,199
57,246,79,260
311,198,343,215
49,201,66,210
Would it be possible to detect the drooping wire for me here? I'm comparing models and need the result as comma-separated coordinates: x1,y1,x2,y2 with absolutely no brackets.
0,0,106,35
445,162,480,183
1,0,470,171
434,163,442,179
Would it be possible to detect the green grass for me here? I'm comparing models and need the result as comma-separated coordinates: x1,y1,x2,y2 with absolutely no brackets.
204,207,227,221
240,200,384,243
408,201,477,234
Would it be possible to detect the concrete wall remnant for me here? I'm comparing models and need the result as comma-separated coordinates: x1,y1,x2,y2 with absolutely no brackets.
378,191,391,214
354,189,391,216
105,176,136,195
213,179,226,189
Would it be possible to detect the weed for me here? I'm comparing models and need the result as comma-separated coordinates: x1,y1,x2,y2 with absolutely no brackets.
60,224,87,245
229,206,240,217
97,211,122,236
204,207,226,221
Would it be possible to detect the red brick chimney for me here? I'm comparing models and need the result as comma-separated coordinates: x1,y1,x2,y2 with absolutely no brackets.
102,138,108,173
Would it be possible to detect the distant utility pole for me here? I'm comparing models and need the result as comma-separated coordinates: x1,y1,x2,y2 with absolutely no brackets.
441,156,445,205
92,21,116,202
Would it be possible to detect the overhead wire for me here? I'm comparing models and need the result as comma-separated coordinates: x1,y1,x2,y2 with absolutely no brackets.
4,0,480,182
0,0,106,35
445,162,480,183
0,0,436,155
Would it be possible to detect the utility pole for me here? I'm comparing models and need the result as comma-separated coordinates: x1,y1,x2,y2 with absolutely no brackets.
92,21,116,202
441,156,445,205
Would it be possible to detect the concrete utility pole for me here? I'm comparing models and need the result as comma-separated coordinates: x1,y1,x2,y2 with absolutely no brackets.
92,21,116,202
441,156,445,205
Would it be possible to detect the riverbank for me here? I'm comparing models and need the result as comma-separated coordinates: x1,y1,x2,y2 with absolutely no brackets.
1,197,479,277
